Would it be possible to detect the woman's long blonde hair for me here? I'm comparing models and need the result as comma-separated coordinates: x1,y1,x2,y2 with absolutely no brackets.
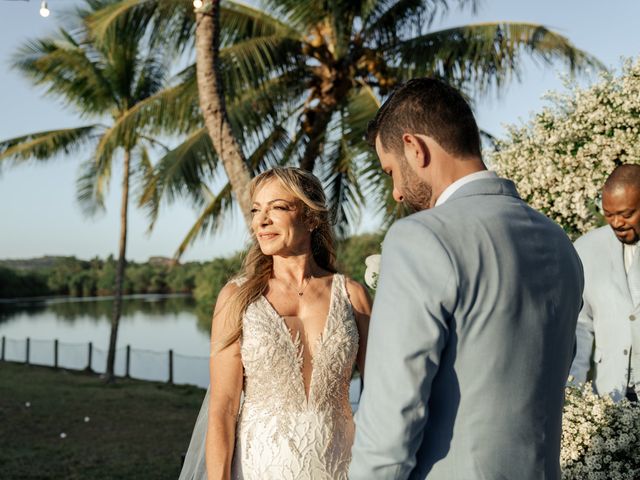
217,167,336,350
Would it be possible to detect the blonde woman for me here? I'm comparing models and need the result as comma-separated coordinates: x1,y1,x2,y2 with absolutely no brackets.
179,167,371,480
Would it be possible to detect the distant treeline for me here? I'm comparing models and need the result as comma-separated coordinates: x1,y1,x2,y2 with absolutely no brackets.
0,233,383,303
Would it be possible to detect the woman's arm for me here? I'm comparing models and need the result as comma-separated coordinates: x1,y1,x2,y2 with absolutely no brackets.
345,278,372,381
205,282,244,480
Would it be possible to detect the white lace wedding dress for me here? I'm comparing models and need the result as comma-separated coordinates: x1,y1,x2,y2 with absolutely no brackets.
179,274,359,480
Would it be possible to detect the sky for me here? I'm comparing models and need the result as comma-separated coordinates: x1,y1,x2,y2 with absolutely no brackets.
0,0,639,262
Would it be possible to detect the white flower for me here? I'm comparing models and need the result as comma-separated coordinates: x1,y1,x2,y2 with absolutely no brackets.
59,433,67,439
84,416,90,423
364,254,381,290
561,381,640,479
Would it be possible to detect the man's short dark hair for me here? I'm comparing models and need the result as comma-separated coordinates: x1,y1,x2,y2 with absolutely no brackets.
367,78,482,159
604,164,640,192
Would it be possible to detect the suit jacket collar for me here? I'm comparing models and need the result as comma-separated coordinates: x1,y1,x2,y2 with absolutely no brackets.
444,177,521,203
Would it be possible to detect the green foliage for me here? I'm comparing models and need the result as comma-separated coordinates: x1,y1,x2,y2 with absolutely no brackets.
166,263,199,293
97,257,117,295
0,267,50,298
193,252,245,307
336,232,385,285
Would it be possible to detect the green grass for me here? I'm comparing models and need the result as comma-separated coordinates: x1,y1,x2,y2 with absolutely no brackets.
0,362,205,479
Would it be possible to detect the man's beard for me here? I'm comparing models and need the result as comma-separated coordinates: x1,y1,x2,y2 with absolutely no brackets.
399,157,432,212
614,228,640,245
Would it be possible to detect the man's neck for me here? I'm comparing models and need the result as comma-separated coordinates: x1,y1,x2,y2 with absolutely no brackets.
430,159,486,207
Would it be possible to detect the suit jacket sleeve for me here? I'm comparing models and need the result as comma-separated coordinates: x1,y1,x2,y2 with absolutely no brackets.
349,218,457,480
568,238,593,385
569,296,594,384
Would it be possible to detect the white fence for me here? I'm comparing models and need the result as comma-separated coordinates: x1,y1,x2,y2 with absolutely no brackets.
0,336,209,388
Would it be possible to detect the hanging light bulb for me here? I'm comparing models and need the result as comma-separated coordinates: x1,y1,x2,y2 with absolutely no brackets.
193,0,203,8
39,0,50,17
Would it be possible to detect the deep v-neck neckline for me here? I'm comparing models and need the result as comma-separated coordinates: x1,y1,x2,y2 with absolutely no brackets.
260,274,338,405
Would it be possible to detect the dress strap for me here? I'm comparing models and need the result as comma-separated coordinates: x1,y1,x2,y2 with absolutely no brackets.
334,273,349,303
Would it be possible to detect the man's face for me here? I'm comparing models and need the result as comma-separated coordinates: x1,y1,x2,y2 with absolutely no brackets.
602,185,640,245
375,136,432,212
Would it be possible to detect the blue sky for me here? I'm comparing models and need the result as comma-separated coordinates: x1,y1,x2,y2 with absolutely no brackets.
1,0,639,262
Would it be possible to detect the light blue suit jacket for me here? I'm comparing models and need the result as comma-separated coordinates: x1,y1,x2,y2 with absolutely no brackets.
349,178,584,480
570,226,640,401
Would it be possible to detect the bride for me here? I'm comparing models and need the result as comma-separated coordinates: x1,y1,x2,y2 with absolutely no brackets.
179,167,371,480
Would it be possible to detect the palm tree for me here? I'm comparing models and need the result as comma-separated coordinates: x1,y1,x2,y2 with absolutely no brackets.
87,0,602,255
0,1,171,381
194,0,254,226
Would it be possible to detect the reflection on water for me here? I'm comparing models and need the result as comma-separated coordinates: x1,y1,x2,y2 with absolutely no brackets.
0,294,213,333
0,294,212,358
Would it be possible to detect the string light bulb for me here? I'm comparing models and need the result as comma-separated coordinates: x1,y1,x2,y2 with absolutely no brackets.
39,0,50,17
193,0,203,8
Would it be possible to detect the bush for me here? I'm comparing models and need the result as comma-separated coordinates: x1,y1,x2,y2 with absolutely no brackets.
490,57,640,237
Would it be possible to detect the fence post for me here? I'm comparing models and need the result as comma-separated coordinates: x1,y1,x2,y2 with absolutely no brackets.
1,336,5,362
125,345,131,378
54,339,58,369
26,337,30,366
168,349,174,384
87,342,93,372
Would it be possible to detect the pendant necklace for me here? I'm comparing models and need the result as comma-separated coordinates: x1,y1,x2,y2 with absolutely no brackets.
285,275,313,296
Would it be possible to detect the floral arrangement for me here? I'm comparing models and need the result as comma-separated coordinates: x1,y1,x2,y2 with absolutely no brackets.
489,57,640,238
561,381,640,479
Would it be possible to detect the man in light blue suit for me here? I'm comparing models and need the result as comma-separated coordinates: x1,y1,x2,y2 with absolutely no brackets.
570,164,640,402
349,78,584,480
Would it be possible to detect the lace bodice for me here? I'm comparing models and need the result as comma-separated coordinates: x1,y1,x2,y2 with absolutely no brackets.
232,274,359,480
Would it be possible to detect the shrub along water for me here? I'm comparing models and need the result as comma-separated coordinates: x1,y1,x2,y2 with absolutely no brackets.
0,232,385,301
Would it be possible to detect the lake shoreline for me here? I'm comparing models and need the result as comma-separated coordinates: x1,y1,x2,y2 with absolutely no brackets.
0,291,193,304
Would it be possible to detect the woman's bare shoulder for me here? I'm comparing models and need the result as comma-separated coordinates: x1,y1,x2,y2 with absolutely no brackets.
342,275,372,310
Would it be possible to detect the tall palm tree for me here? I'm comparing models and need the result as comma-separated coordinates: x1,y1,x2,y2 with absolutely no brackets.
194,0,254,226
87,0,602,256
0,1,171,381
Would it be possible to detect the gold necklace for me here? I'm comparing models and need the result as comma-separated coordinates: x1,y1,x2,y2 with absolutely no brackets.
283,275,313,296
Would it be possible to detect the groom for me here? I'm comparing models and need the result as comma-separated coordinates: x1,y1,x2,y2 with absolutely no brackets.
349,78,584,479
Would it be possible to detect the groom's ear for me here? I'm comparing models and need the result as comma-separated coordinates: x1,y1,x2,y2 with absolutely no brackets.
402,133,430,168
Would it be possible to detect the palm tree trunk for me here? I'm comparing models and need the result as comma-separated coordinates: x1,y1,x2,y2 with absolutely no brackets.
300,108,333,172
105,149,131,383
195,0,253,226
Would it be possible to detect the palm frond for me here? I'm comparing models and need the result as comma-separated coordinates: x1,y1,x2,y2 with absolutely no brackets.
220,0,304,46
219,35,303,93
259,0,329,32
320,136,366,237
12,34,116,115
0,126,100,164
76,156,110,216
363,0,433,42
389,22,603,94
174,182,234,259
148,127,218,211
87,0,194,54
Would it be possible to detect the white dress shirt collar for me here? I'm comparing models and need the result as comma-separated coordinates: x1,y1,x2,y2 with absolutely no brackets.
434,170,498,207
624,242,639,274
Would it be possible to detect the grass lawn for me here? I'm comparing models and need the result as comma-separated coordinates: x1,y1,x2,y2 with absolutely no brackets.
0,362,205,479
